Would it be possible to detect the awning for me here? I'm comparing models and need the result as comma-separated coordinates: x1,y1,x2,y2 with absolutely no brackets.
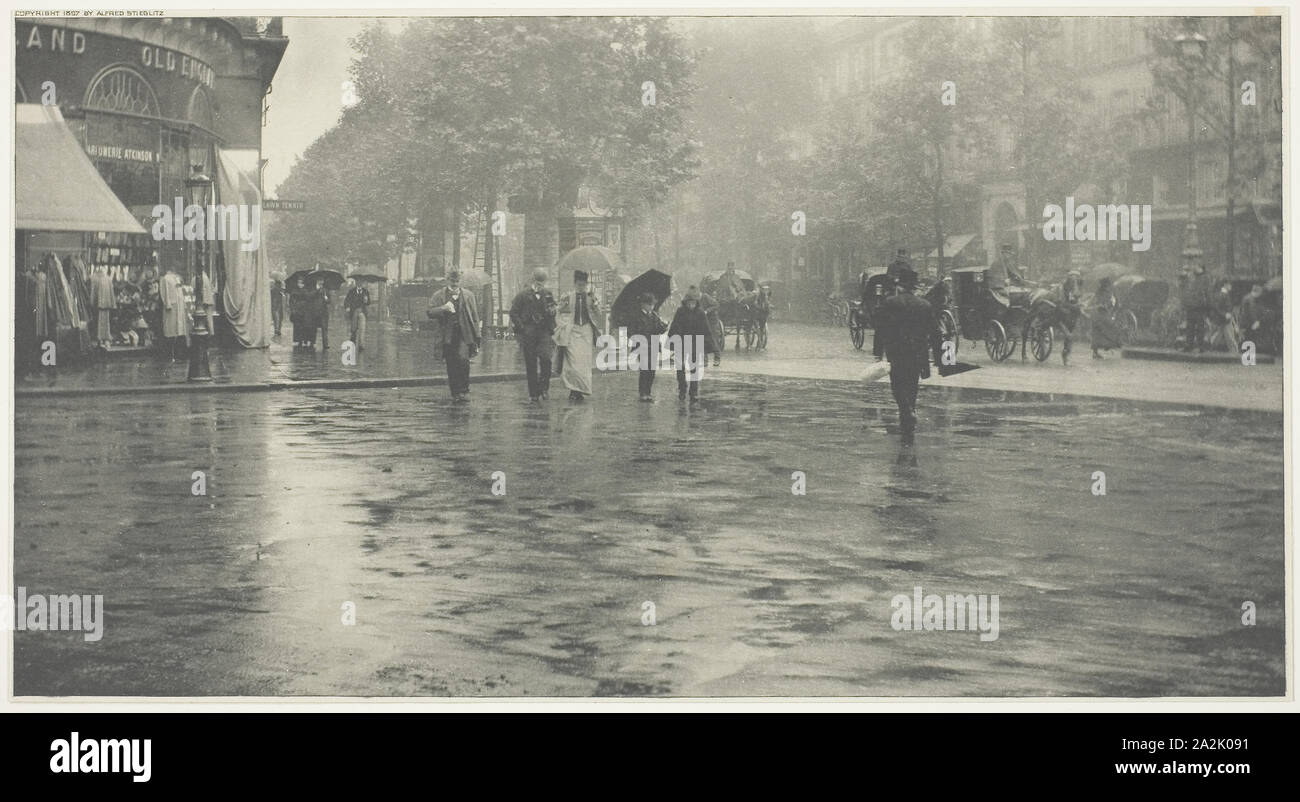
927,233,978,259
15,104,146,234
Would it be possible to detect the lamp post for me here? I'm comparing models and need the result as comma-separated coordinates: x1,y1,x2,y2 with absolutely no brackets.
1174,26,1209,268
185,164,214,382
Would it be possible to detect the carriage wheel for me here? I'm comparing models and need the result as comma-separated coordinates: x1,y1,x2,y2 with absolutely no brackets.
1029,321,1054,362
850,324,865,350
1118,309,1139,344
714,321,726,351
985,320,1011,362
939,310,958,354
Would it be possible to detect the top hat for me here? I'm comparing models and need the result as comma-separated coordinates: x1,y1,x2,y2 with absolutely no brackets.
573,270,589,283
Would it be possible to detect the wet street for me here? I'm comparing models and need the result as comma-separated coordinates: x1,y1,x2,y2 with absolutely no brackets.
13,369,1284,697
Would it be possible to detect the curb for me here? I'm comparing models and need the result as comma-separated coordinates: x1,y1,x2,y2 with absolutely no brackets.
1121,347,1273,364
15,371,529,398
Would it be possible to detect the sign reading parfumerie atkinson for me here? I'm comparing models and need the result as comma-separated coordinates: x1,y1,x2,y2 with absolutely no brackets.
262,200,306,212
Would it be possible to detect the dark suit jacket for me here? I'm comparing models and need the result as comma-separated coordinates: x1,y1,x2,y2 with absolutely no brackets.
427,287,481,348
875,292,941,378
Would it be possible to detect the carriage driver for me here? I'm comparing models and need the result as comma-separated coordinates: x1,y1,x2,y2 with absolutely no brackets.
987,242,1028,311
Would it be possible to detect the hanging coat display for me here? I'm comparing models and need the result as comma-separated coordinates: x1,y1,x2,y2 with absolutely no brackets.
160,270,189,338
89,266,116,343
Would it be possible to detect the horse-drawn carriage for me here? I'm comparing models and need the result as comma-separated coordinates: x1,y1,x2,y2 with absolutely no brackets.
1112,275,1171,344
702,269,768,351
949,266,1056,362
847,268,890,349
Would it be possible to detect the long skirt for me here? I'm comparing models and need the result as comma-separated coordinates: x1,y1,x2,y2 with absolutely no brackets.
1091,313,1124,351
560,325,596,395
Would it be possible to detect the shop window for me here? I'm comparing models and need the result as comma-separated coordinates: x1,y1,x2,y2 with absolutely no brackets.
188,86,215,131
84,65,161,117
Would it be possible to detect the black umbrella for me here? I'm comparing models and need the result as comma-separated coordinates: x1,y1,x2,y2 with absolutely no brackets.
287,268,346,291
611,269,672,330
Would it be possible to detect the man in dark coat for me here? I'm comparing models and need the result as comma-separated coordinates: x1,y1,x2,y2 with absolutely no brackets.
427,269,481,403
628,291,669,401
668,286,717,402
510,267,557,403
885,248,912,290
270,278,285,337
343,282,371,349
874,266,942,436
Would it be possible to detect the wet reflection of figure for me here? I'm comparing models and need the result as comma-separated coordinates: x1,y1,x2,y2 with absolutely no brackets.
874,266,942,436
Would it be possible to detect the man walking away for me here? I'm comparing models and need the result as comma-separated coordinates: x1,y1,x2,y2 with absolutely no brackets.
427,270,481,403
629,292,668,402
874,266,942,437
510,267,557,403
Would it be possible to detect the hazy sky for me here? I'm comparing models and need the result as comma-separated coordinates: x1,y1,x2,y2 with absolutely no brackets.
262,17,400,196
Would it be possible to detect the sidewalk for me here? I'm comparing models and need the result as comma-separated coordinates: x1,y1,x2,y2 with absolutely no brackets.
15,313,525,396
704,322,1285,413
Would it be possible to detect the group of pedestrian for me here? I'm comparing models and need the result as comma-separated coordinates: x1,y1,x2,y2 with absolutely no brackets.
1177,259,1240,353
286,278,332,350
425,267,723,405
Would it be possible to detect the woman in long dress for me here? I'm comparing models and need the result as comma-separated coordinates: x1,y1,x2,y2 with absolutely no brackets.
554,270,602,401
1089,277,1124,359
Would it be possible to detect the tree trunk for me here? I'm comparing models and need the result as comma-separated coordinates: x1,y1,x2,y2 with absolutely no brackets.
1226,16,1237,275
1020,42,1033,275
933,140,946,279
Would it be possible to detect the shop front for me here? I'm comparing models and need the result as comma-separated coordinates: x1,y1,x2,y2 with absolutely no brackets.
15,17,287,350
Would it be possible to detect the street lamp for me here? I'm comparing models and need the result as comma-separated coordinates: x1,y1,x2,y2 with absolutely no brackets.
1174,27,1209,267
184,163,214,382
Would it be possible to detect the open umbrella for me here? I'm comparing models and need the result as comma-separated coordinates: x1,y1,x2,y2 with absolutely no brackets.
1081,263,1130,288
557,245,624,281
287,268,345,291
704,268,756,288
611,269,673,330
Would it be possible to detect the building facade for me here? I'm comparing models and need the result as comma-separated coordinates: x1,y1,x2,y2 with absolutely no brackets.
16,16,288,344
